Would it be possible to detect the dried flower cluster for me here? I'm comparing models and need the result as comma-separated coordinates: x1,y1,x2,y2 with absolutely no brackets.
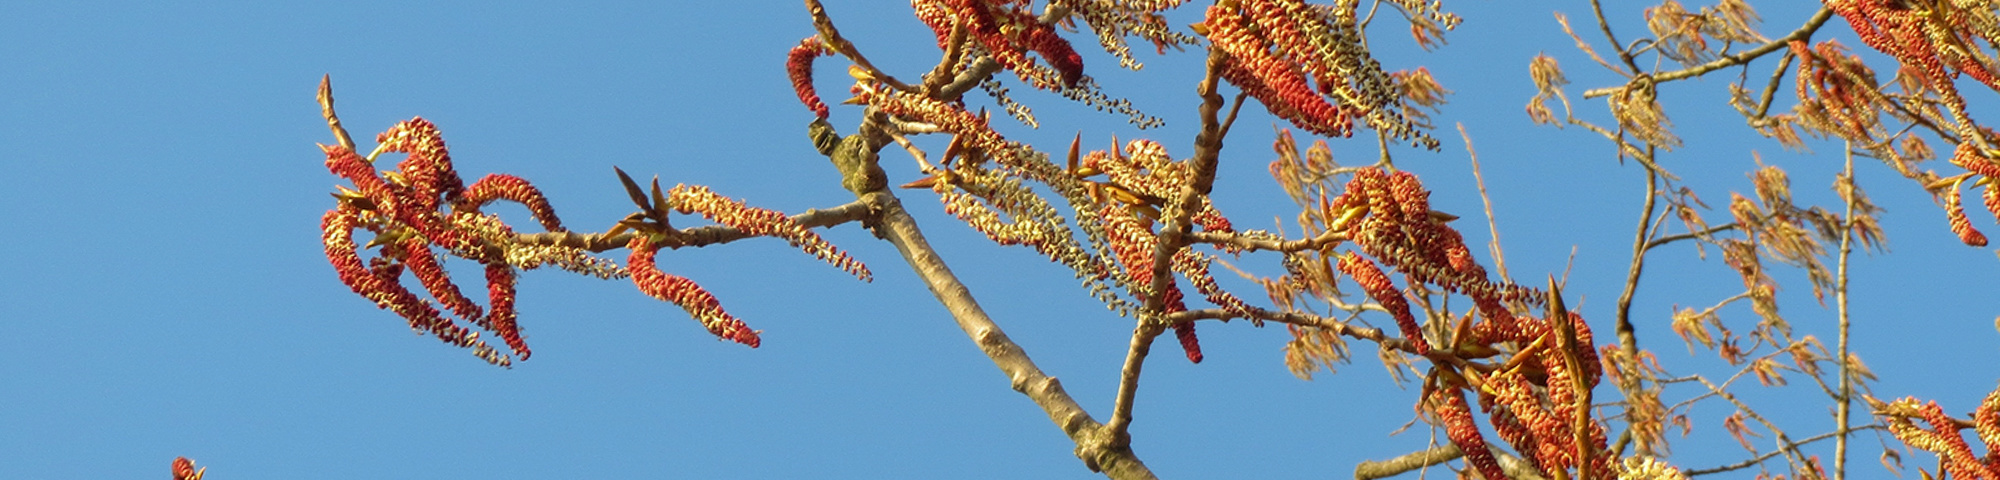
1644,0,1765,67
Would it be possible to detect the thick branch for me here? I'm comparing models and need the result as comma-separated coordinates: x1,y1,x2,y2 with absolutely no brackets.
1112,47,1239,445
862,188,1154,479
827,109,1152,477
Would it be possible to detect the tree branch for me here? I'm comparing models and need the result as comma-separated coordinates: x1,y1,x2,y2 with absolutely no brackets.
1583,7,1834,99
1183,229,1349,253
1352,444,1550,480
510,201,874,253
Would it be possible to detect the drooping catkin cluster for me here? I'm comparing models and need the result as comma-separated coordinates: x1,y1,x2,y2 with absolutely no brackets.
1199,0,1446,149
911,0,1085,90
320,117,603,366
862,84,1131,310
1068,0,1204,71
1331,168,1540,306
1465,312,1614,479
1827,0,2000,143
319,114,764,366
1878,386,2000,480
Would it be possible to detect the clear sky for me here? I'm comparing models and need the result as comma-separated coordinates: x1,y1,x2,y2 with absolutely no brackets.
3,1,1996,479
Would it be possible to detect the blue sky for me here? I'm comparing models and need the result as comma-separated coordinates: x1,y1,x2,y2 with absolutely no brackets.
3,1,1996,478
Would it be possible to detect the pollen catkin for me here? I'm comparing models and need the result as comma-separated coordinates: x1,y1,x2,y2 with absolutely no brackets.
786,36,833,119
1434,388,1508,480
667,184,870,281
1946,184,1989,247
1335,252,1426,355
463,173,564,232
628,236,761,347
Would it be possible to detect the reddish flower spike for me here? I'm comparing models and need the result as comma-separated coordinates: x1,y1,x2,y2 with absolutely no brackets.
172,457,202,480
1336,252,1427,355
787,36,834,119
1946,183,1988,247
668,184,870,281
486,262,529,359
399,236,485,325
1434,388,1508,480
628,236,761,347
379,117,467,210
463,173,564,232
1172,322,1203,364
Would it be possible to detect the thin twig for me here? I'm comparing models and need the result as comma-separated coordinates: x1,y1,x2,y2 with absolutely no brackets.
1643,223,1740,252
1687,425,1887,476
1459,124,1510,282
1693,375,1815,473
1587,0,1644,73
804,0,917,93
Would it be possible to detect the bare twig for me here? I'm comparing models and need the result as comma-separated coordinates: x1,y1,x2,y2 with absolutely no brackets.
1612,166,1659,457
1459,124,1510,282
804,0,917,93
1587,0,1644,73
